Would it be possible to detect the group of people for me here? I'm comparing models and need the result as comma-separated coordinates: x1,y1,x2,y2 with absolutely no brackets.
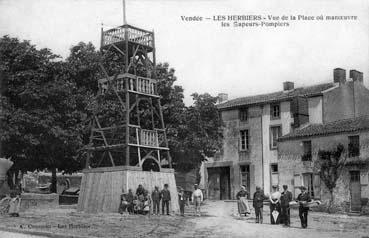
119,183,204,217
118,184,171,215
237,185,312,228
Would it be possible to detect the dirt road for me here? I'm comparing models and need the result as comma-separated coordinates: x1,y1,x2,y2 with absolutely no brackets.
177,200,369,238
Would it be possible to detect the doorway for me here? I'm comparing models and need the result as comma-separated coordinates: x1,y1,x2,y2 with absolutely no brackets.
350,171,361,212
207,167,231,200
240,165,250,197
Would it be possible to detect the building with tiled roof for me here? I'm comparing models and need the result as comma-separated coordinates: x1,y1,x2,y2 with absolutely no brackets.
204,68,369,202
279,116,369,141
278,115,369,213
217,83,334,110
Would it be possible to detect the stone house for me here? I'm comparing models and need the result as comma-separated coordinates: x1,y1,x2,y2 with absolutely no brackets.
278,117,369,213
205,68,369,200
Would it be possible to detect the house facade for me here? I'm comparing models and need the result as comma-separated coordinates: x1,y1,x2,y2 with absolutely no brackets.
278,117,369,213
204,68,369,200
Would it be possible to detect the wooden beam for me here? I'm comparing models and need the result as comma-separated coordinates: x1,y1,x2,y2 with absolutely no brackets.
111,43,125,56
94,116,115,166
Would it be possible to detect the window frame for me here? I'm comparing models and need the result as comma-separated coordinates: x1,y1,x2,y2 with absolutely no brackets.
239,108,248,122
270,163,278,173
270,125,282,150
239,129,249,151
302,172,315,198
270,103,281,120
302,140,312,161
348,135,360,158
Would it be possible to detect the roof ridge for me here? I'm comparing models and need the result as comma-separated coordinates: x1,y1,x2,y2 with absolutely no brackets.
218,82,335,109
280,116,369,141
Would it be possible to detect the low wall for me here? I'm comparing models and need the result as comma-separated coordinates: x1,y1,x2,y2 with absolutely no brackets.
20,193,59,211
77,166,179,213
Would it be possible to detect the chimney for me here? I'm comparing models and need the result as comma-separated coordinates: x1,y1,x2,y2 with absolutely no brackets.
283,81,294,91
218,93,228,103
349,69,363,83
333,68,346,84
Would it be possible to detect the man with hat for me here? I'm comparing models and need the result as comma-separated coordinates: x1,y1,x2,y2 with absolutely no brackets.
280,185,293,226
191,184,203,216
296,186,311,228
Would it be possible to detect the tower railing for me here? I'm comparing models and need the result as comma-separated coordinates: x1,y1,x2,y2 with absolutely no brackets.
98,73,158,96
102,24,154,48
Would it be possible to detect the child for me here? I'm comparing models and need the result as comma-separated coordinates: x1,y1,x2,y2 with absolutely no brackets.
118,189,128,215
178,188,187,216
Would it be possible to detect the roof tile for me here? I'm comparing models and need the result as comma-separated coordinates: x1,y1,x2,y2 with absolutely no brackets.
217,83,334,109
279,116,369,141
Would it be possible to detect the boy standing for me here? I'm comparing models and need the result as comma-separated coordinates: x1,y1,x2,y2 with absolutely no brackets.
253,186,268,224
152,186,161,215
191,184,203,216
178,188,187,216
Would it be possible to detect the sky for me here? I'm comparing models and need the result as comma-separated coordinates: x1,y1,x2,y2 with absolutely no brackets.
0,0,368,105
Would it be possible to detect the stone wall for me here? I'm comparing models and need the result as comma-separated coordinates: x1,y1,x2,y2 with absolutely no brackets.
323,81,369,123
278,131,369,213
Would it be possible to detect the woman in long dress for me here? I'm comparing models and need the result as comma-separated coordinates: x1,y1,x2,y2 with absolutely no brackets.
236,185,250,216
270,186,282,224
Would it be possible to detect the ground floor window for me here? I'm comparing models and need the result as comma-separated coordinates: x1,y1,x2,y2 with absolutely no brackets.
270,163,279,191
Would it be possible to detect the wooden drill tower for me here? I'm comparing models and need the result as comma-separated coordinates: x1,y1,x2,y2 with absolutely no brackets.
85,9,171,171
78,1,178,213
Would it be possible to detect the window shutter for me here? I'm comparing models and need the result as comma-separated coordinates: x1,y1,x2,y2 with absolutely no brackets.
313,174,321,199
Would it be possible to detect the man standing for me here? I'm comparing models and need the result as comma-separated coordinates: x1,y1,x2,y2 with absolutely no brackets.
191,184,203,216
161,184,171,215
297,186,311,228
280,185,293,226
253,186,268,224
151,186,161,215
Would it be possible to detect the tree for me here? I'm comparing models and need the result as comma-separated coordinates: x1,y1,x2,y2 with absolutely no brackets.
171,93,223,171
0,36,89,192
314,144,347,213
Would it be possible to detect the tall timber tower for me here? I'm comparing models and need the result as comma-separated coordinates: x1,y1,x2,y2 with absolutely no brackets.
78,1,178,213
87,2,171,171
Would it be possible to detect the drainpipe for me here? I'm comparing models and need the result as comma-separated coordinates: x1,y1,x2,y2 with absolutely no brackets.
260,105,264,189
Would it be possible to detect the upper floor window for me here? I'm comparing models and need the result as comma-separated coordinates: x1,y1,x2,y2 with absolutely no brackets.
240,130,249,151
270,103,281,120
270,126,282,150
239,108,248,121
271,163,278,173
302,141,312,161
348,135,360,158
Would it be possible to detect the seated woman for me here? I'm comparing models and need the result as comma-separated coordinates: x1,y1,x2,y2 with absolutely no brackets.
118,189,128,215
236,185,250,216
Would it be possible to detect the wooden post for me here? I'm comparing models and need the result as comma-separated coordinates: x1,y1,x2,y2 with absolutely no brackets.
157,98,172,168
125,80,130,166
122,0,127,25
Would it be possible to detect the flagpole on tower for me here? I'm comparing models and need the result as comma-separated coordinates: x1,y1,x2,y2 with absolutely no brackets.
123,0,127,25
